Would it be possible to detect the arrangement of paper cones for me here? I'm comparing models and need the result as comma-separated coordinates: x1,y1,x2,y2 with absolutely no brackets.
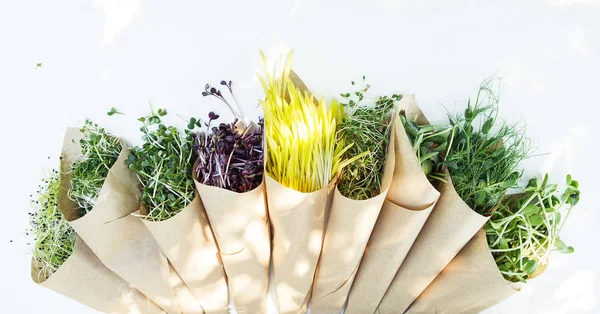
31,236,163,314
309,116,396,314
58,128,184,313
27,72,567,314
406,229,520,314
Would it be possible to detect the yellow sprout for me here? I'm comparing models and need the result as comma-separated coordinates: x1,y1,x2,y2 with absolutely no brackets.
257,50,359,192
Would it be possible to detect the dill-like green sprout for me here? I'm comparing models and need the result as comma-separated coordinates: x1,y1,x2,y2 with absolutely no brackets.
445,78,532,215
337,80,397,200
29,171,76,281
68,119,122,217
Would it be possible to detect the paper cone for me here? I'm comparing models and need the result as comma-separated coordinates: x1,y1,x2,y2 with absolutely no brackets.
195,179,270,314
32,236,163,314
345,96,440,314
375,173,489,314
407,229,519,314
141,193,230,314
309,117,396,314
267,174,334,314
58,128,182,314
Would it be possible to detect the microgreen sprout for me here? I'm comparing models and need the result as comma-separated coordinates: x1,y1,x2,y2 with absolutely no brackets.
194,80,264,192
29,171,76,281
399,111,452,184
68,119,122,217
107,107,123,116
257,51,360,192
337,78,396,200
445,78,532,215
486,174,580,282
127,107,196,221
202,80,245,122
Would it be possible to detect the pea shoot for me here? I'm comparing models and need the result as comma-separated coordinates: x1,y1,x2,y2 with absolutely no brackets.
486,174,580,282
337,79,396,200
68,120,122,217
127,108,196,221
29,171,76,281
445,78,532,215
399,111,452,183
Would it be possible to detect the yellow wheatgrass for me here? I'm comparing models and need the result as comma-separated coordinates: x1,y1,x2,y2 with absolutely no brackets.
257,51,358,192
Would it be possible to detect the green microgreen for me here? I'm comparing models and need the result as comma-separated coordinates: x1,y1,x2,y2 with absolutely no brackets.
336,78,397,200
127,107,196,221
68,119,122,217
445,78,532,215
399,111,452,183
107,107,123,116
486,174,580,282
29,171,76,281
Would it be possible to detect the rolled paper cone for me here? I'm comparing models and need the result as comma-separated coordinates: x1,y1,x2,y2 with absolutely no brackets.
195,177,271,314
406,229,519,314
31,236,163,314
375,171,489,314
140,193,230,314
309,116,396,314
267,175,335,314
58,128,181,314
345,96,439,314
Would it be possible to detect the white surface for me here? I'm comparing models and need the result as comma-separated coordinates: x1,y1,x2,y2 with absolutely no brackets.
0,0,599,313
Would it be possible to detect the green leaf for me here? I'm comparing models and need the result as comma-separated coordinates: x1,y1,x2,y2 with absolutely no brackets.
501,180,517,188
499,238,509,250
521,204,538,216
481,118,494,134
529,214,544,226
475,191,486,205
524,259,538,274
489,220,503,230
554,238,567,250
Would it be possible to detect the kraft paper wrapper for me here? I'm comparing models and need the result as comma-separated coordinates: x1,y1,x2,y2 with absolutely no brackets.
59,128,183,313
345,96,440,314
375,175,489,314
407,229,519,314
195,178,270,314
309,117,396,314
140,193,230,314
31,236,163,314
267,175,335,314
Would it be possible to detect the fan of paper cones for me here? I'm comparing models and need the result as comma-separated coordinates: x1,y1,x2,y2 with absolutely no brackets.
31,72,534,314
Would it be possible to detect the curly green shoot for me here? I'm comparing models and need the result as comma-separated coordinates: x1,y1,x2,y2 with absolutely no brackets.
445,78,532,215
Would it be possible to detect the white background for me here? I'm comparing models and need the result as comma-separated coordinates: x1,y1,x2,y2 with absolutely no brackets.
0,0,598,313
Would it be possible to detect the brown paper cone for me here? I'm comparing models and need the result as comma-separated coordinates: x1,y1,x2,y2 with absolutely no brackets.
195,179,270,314
375,172,489,314
407,229,519,314
32,236,163,314
267,174,334,314
58,128,182,314
345,96,440,314
309,117,396,314
141,193,230,314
